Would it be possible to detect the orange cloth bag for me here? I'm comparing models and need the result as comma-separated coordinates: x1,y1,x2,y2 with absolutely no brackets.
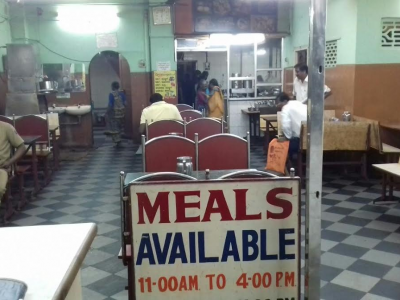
265,138,289,174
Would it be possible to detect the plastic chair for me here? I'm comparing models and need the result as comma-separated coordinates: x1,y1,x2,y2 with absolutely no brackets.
197,133,250,171
146,120,185,140
176,104,194,112
180,109,202,122
142,135,196,172
185,117,223,141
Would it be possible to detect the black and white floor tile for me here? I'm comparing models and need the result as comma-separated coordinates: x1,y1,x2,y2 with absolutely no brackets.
2,140,400,300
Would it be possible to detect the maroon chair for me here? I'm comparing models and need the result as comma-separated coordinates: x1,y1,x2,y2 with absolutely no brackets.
180,109,202,122
142,135,196,172
197,133,250,171
15,114,52,184
176,104,194,112
0,115,14,126
185,118,223,141
146,120,184,140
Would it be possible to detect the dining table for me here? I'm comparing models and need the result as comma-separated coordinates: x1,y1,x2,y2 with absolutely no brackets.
0,223,97,300
21,135,41,194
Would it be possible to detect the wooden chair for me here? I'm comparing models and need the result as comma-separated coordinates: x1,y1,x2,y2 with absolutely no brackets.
298,122,370,179
197,133,250,171
373,157,400,202
181,109,202,122
176,104,194,112
146,120,184,140
119,171,197,300
15,114,53,185
185,117,223,141
142,135,196,172
353,115,400,162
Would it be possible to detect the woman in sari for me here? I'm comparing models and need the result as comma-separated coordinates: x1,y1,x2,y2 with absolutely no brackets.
207,79,224,119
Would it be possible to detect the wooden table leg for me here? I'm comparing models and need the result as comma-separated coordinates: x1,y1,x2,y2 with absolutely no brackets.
389,175,394,201
52,133,59,171
31,142,40,194
377,173,387,203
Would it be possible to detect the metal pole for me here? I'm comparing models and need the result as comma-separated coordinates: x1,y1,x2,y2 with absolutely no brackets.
305,0,327,299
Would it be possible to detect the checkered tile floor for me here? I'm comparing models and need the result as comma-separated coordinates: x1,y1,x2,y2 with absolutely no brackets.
2,141,400,300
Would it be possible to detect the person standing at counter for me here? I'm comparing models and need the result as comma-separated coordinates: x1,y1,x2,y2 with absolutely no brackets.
108,81,126,148
196,79,209,113
276,92,307,160
208,79,224,119
293,63,332,103
139,93,183,134
0,122,26,201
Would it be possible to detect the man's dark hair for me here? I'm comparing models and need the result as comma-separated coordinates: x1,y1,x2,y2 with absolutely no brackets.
294,63,308,74
209,78,219,87
111,81,120,90
276,92,290,103
150,93,163,103
195,70,202,76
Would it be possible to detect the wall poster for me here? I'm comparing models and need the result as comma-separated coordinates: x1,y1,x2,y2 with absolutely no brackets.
129,178,301,300
193,0,278,33
153,71,177,100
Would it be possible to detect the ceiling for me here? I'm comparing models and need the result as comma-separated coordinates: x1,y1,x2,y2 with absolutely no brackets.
6,0,153,4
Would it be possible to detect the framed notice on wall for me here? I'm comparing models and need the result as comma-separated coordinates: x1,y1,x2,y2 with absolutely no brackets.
129,178,301,300
153,71,177,101
152,6,172,25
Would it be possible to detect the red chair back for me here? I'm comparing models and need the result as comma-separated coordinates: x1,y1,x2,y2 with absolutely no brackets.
147,120,184,140
0,115,14,126
186,118,222,141
15,115,49,144
180,109,202,122
198,134,249,171
143,136,196,172
176,104,194,112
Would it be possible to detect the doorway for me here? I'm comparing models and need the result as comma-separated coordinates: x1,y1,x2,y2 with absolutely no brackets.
89,51,132,144
176,51,228,106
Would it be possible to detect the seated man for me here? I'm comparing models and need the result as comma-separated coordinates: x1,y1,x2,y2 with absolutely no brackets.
276,92,307,160
139,93,183,134
0,121,26,201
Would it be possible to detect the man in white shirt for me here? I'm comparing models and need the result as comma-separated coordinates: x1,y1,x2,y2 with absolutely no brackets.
277,93,307,160
293,63,332,103
139,93,183,133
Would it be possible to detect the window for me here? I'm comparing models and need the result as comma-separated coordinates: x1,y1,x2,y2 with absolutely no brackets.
325,40,337,68
381,18,400,48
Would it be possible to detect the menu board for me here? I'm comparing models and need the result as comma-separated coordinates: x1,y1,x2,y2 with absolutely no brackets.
129,179,300,300
193,0,277,33
154,71,177,100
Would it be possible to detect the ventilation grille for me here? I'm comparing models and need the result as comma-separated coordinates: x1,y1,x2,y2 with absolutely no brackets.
325,40,337,68
382,18,400,48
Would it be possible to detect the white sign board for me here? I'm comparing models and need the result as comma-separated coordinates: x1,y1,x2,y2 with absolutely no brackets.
96,33,118,49
156,61,171,71
130,179,300,300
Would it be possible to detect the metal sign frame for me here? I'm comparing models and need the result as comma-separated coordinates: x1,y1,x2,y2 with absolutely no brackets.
128,177,301,300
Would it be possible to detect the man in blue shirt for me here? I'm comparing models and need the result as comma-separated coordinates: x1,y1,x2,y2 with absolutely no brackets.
107,81,126,147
